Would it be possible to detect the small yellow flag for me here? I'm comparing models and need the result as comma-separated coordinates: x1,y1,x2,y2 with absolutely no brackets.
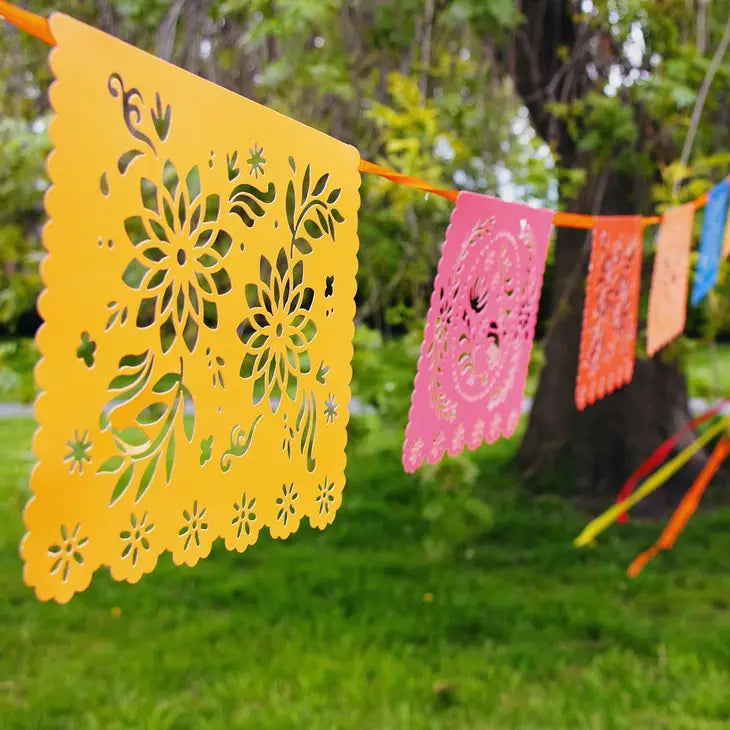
22,13,360,602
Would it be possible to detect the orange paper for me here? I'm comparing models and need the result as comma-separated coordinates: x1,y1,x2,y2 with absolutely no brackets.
23,13,361,602
575,216,643,410
646,203,694,356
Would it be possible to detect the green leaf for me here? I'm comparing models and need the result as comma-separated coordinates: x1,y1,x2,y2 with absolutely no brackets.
331,208,344,223
109,373,140,390
294,237,313,254
316,208,328,231
110,463,135,504
183,387,195,441
135,453,160,502
136,402,167,426
312,173,329,196
152,373,180,394
118,426,149,448
286,180,295,233
327,188,341,204
303,219,323,239
165,431,175,483
98,455,124,474
302,164,311,202
288,156,296,174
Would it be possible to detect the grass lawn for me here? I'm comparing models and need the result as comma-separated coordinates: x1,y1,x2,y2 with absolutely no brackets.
3,417,730,729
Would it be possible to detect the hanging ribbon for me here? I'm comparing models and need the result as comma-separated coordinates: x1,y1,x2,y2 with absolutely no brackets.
574,417,729,547
628,434,730,576
615,397,730,523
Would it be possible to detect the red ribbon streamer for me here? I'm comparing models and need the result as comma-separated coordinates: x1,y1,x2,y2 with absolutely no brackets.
615,397,730,523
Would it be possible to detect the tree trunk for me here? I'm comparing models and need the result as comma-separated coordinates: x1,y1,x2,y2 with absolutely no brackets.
509,0,725,513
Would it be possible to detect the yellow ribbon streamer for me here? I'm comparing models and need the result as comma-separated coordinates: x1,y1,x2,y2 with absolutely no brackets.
574,417,728,547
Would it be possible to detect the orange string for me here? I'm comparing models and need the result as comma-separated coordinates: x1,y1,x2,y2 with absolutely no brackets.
0,0,55,45
0,1,726,230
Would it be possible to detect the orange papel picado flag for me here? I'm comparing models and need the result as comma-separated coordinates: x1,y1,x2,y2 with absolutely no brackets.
646,202,694,356
23,13,361,602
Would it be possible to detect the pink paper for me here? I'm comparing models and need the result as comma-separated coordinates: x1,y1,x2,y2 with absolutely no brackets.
403,192,553,472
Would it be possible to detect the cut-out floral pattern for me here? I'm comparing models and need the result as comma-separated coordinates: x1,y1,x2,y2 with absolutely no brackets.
575,216,642,410
122,159,232,353
238,248,317,413
48,523,88,583
226,493,259,551
179,500,208,551
120,512,154,566
64,430,92,473
275,483,298,527
403,193,553,472
24,13,359,603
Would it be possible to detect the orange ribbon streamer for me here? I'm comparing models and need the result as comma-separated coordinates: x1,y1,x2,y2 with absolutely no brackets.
627,434,730,577
0,0,727,230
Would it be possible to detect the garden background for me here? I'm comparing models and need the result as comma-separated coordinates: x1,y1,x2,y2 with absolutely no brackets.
2,1,730,727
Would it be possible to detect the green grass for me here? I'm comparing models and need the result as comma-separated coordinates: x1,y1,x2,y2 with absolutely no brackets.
685,341,730,399
4,418,730,728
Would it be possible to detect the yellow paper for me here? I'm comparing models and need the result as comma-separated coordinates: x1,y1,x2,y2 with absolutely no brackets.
23,13,360,602
573,417,728,547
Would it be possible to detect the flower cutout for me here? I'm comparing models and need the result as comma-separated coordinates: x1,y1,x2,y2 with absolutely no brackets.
121,159,233,353
48,523,89,583
64,430,92,473
275,483,298,527
238,248,317,412
247,143,266,178
324,394,338,424
120,512,154,567
315,478,336,516
179,500,209,551
232,493,257,540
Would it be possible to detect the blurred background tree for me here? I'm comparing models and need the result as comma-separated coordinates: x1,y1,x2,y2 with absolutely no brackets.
1,0,729,509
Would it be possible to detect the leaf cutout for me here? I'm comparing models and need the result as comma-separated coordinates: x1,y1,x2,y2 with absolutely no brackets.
312,173,329,196
288,156,296,174
98,455,124,474
166,431,175,483
327,188,341,204
304,219,323,239
110,463,135,505
286,181,295,233
331,208,345,223
316,208,329,231
135,453,160,502
302,164,311,202
117,426,149,448
152,373,180,394
294,238,313,255
136,402,168,426
183,386,195,441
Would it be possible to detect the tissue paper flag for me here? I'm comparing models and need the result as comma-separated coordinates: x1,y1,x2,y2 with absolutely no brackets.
402,192,552,472
23,13,360,602
575,216,642,410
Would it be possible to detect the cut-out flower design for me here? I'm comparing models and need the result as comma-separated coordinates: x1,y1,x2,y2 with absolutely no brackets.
315,478,336,517
178,500,209,551
48,523,89,583
324,394,338,424
122,159,233,352
238,248,317,412
275,483,298,527
64,430,92,473
247,143,266,178
120,512,154,567
232,493,257,540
